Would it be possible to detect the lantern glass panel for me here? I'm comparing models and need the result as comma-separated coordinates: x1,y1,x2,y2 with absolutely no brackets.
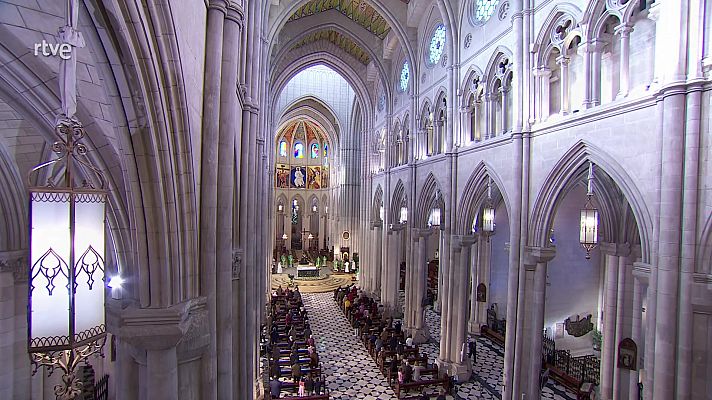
29,191,71,346
482,206,495,232
73,193,106,339
579,208,599,244
429,208,441,226
400,207,408,224
379,206,384,222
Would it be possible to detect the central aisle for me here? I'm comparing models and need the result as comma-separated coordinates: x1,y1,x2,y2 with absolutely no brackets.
302,292,397,400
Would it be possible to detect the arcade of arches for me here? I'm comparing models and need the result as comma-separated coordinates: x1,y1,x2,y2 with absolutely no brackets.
0,1,711,400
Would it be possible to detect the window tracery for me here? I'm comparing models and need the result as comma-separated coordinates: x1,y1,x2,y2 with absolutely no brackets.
428,25,447,65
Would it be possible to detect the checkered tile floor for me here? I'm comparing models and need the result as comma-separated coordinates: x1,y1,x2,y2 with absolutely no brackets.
265,292,577,399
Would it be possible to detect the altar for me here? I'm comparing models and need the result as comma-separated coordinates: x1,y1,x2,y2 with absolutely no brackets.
297,265,320,278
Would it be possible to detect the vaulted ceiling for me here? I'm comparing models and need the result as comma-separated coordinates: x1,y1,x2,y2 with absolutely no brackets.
292,30,371,65
288,0,391,40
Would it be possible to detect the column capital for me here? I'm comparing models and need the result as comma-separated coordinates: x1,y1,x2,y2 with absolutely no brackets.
556,55,571,66
412,228,433,238
207,0,229,13
452,234,477,248
600,242,631,257
614,23,634,37
0,249,28,283
225,2,245,26
523,246,556,264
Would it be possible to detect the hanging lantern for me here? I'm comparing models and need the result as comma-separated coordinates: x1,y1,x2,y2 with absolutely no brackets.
580,162,599,259
482,178,495,234
379,206,384,222
399,206,408,224
282,233,288,240
428,207,441,227
28,117,107,391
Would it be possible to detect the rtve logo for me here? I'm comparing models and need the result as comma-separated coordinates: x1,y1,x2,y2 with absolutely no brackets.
33,40,72,60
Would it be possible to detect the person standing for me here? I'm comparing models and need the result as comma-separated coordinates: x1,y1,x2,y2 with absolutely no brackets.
468,337,477,362
269,378,282,398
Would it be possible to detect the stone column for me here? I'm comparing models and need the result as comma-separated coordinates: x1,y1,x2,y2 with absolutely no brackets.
629,272,644,400
589,40,606,107
483,93,493,139
613,255,631,400
600,244,629,400
373,224,383,298
536,68,552,121
500,87,509,134
409,229,431,343
615,24,633,98
216,5,242,399
284,212,291,251
199,2,226,398
557,55,570,115
468,238,481,333
525,247,556,400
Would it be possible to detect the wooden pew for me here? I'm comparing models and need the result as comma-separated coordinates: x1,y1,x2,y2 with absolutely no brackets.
394,377,450,399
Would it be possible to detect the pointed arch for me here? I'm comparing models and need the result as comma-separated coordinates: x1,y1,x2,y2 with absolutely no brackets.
372,184,384,223
528,141,653,262
390,180,408,225
456,162,512,235
415,173,446,229
460,65,485,106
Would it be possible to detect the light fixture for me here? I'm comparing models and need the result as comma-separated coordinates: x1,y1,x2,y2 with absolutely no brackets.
379,206,384,222
482,177,495,235
428,207,441,227
308,233,314,240
282,233,288,240
399,206,408,224
107,275,124,289
325,206,328,214
278,203,283,212
28,116,108,398
27,3,108,397
312,205,317,212
580,161,599,259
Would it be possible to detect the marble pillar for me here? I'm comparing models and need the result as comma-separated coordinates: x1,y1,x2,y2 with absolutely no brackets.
615,24,633,99
524,247,556,400
409,229,431,343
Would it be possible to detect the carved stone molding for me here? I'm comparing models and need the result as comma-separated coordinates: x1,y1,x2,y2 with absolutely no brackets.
0,250,28,283
232,250,243,280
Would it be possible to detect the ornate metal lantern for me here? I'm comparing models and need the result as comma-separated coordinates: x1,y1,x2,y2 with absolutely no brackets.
482,177,495,234
28,117,107,398
428,207,441,227
580,162,599,259
399,206,408,224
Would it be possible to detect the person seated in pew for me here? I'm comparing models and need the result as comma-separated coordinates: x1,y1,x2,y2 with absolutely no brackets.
375,337,383,354
313,375,322,395
412,362,423,381
291,361,302,384
389,333,399,352
290,351,299,365
307,335,315,347
403,360,413,383
298,377,305,397
288,325,297,339
269,378,282,398
303,324,312,339
271,327,280,344
380,328,390,342
309,351,319,369
304,373,313,396
436,388,447,400
270,360,280,379
394,320,402,335
276,285,284,296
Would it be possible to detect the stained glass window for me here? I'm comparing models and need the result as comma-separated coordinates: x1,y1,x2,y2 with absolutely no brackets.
400,61,410,92
310,143,319,159
279,141,287,157
294,143,304,158
324,144,328,157
429,24,447,65
474,0,499,23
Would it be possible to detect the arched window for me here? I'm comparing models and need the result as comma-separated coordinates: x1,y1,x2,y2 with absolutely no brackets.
294,142,304,159
473,0,499,24
279,140,287,157
310,143,319,159
429,24,447,65
400,61,410,92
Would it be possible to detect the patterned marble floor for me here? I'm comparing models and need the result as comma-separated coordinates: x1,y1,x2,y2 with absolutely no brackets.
301,292,398,399
275,292,578,400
